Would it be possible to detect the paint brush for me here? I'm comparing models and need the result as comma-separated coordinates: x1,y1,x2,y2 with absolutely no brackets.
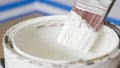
58,0,116,53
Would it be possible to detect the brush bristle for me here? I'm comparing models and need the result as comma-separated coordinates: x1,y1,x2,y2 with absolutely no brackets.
58,11,98,53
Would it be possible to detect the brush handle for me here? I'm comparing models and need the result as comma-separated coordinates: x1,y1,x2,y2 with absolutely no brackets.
72,0,115,32
104,0,116,20
73,6,104,32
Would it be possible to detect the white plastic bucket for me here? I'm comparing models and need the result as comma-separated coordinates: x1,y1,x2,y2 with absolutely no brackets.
2,15,120,68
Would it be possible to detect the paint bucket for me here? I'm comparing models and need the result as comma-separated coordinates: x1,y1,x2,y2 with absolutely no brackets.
2,15,120,68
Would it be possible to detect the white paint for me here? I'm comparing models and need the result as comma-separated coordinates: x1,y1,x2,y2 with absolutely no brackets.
3,15,120,68
12,15,119,60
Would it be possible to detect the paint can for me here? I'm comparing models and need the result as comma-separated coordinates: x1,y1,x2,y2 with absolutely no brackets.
2,15,120,68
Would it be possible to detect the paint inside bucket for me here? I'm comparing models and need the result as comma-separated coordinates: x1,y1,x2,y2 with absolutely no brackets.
7,15,119,61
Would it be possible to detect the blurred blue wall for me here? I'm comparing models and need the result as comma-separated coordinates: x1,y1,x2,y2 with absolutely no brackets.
0,0,120,26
